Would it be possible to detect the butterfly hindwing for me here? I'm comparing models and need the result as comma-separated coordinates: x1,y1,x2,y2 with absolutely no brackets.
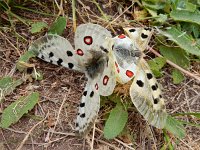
28,34,83,72
97,52,116,96
117,27,167,128
75,79,100,134
130,59,167,128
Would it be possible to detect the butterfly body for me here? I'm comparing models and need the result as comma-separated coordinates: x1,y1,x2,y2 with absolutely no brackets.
85,50,108,79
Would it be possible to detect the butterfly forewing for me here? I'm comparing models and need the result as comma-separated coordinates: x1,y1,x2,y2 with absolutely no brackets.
74,23,112,64
124,27,153,52
28,34,83,72
112,35,140,84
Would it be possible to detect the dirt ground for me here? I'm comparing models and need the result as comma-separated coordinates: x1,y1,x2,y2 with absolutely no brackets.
0,1,200,150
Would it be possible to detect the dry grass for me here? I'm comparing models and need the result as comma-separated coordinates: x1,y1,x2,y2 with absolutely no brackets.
0,0,200,149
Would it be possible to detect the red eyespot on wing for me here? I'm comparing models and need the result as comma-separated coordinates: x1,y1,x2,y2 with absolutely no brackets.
126,70,134,78
84,36,93,45
115,62,120,73
95,83,99,90
103,75,109,85
76,49,84,56
118,34,126,39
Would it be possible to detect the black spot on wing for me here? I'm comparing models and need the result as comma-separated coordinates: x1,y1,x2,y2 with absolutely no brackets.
67,51,73,57
80,103,85,107
83,91,87,96
49,52,54,58
76,122,79,127
159,95,162,98
90,91,94,97
151,85,158,91
57,58,63,65
141,33,148,39
146,73,153,80
68,63,74,69
153,98,159,104
129,28,136,32
80,113,85,118
136,80,144,87
41,55,44,59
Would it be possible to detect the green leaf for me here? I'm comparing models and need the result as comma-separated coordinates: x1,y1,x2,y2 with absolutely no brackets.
142,1,166,10
16,51,36,72
0,92,39,128
159,27,200,56
48,16,66,35
161,129,174,150
30,22,48,33
172,69,185,84
0,77,23,102
159,46,190,68
185,2,196,12
170,10,200,25
157,14,168,23
164,115,186,139
104,104,128,139
147,57,166,77
181,22,200,39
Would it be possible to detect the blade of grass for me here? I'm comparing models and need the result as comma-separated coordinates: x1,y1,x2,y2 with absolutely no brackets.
72,0,76,32
14,6,56,17
92,0,109,22
173,112,200,118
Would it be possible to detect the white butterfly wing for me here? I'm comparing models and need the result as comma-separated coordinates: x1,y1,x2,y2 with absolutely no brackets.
97,52,116,96
130,59,167,129
75,79,100,134
124,27,153,52
112,35,140,84
28,34,83,72
74,23,112,63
